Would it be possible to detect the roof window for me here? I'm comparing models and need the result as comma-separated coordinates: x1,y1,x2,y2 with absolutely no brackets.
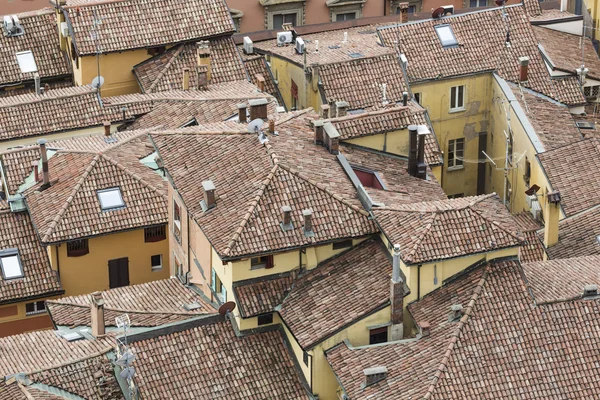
434,24,458,48
16,50,38,73
0,248,23,280
97,187,125,210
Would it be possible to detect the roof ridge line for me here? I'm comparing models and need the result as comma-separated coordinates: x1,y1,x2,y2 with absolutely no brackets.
279,163,369,216
467,200,525,243
403,213,437,263
41,154,100,243
100,130,151,152
0,87,97,109
223,164,279,257
274,108,315,126
326,105,412,123
147,44,187,93
24,346,113,376
422,264,490,399
98,153,167,200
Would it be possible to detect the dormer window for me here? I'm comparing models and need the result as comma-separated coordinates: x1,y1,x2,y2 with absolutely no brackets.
97,187,125,210
435,24,458,48
0,248,23,280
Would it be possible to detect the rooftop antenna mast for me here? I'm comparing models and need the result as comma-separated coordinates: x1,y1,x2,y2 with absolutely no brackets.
115,314,139,400
91,9,104,99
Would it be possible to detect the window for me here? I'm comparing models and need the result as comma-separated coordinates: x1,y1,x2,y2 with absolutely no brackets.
0,249,23,280
435,24,458,48
369,327,388,345
173,201,182,242
414,92,421,104
97,187,125,210
220,283,227,302
333,240,353,250
303,351,309,366
251,255,274,270
257,314,273,326
25,301,46,315
145,225,166,242
151,254,162,271
584,85,600,99
508,132,514,165
447,138,464,169
448,193,464,199
450,85,465,111
67,239,89,257
407,4,417,13
352,167,385,189
469,0,488,6
524,158,531,184
335,12,356,21
70,42,79,69
211,268,217,292
273,13,297,30
16,51,37,73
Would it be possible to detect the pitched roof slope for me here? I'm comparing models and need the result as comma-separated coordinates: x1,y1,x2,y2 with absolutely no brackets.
513,212,545,263
129,319,310,399
378,5,585,105
61,0,235,56
0,382,65,400
373,194,523,264
48,278,215,328
233,272,296,318
537,138,600,216
0,147,40,196
243,55,284,105
541,205,600,259
26,134,167,243
279,239,395,349
0,9,71,86
0,211,63,304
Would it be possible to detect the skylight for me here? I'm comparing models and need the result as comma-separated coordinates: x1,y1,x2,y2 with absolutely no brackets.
434,25,458,48
97,187,125,210
0,249,23,280
16,50,38,73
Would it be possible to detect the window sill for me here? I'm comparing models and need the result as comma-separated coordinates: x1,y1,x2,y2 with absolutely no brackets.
151,266,163,272
250,264,267,270
449,107,466,114
447,165,464,172
26,311,46,316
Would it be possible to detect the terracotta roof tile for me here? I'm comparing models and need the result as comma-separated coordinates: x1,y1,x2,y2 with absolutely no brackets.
0,210,63,304
537,138,600,216
62,0,235,56
0,9,71,86
520,230,545,262
0,147,40,196
233,272,296,318
373,194,524,264
243,55,285,106
129,318,310,399
0,382,65,400
378,5,586,105
0,81,74,98
542,205,600,259
280,239,394,349
26,134,168,243
48,278,215,328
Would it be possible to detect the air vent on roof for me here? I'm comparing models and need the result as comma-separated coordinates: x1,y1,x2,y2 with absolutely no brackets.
449,304,463,321
3,15,24,37
584,284,599,297
576,121,595,130
61,332,84,342
328,45,341,49
349,52,364,58
15,51,37,74
277,31,293,46
183,301,203,311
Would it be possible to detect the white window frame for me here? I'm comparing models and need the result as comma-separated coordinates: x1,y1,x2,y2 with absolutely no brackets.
0,249,23,280
450,85,466,112
25,301,46,316
151,254,163,271
469,0,488,7
97,187,125,210
219,282,227,302
211,268,217,292
265,3,304,30
447,138,465,170
330,3,363,22
435,24,458,48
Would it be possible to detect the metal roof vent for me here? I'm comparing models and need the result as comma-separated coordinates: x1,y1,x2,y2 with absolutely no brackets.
349,52,364,58
8,194,26,213
362,366,387,388
183,301,203,311
60,331,84,342
3,15,24,37
583,284,599,298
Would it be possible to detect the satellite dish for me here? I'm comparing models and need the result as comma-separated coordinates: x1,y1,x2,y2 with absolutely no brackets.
247,118,265,133
432,7,445,18
115,351,135,367
218,301,236,316
119,366,136,380
91,75,104,89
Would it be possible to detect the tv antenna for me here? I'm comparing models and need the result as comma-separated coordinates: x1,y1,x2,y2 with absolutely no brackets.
91,9,103,96
114,313,138,398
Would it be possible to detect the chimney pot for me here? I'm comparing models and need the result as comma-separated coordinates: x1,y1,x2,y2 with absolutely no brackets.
302,209,314,237
407,125,418,177
363,366,387,388
519,56,530,82
402,91,408,106
202,180,216,210
320,104,330,119
584,284,599,297
34,73,41,95
560,0,567,11
323,122,340,155
31,160,39,183
268,119,275,134
90,291,105,337
281,205,293,231
103,121,111,137
450,304,464,321
335,101,349,118
237,103,247,123
197,41,211,82
255,74,266,92
182,67,190,90
313,120,325,145
419,321,431,337
37,139,50,188
248,98,269,121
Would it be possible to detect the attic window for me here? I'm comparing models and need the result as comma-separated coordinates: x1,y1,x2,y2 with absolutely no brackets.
97,187,125,210
0,249,23,280
576,121,595,130
434,25,458,47
352,166,385,190
16,51,38,73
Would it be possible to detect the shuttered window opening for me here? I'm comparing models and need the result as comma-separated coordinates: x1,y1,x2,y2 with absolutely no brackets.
145,225,166,242
67,239,89,257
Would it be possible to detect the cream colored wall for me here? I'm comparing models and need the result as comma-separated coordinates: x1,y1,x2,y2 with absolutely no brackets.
413,74,492,197
345,128,411,156
52,228,170,296
168,184,189,279
268,56,321,111
188,220,213,297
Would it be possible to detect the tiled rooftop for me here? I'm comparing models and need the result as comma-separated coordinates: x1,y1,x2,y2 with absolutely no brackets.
541,205,600,259
513,212,545,263
329,258,600,398
373,194,524,264
129,318,310,399
26,134,168,243
0,380,68,399
280,239,397,350
537,138,600,216
233,272,296,318
243,55,284,106
48,278,215,328
0,80,74,98
0,210,63,304
0,9,71,86
60,0,235,56
378,5,586,105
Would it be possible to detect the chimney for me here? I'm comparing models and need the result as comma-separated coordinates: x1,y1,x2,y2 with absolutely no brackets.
38,139,50,188
382,83,389,105
103,121,111,137
311,63,320,92
390,244,404,341
268,119,275,134
255,74,266,92
237,103,247,123
363,366,387,388
249,98,268,121
182,68,190,90
402,91,408,106
197,41,211,82
323,122,340,155
34,73,41,95
584,284,599,297
407,125,418,177
416,131,427,179
450,304,464,321
343,31,348,43
560,0,567,11
328,99,336,118
544,190,561,248
281,205,293,231
320,104,330,119
335,101,349,118
313,120,325,145
202,180,216,210
198,67,208,90
519,57,529,82
418,321,431,337
303,209,314,237
399,2,409,23
31,160,40,183
90,291,105,337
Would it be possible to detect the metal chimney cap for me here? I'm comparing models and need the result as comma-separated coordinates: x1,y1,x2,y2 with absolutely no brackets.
37,138,47,145
393,243,401,252
407,124,418,132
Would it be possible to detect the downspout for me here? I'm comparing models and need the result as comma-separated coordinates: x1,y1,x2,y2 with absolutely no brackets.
186,215,191,284
417,264,421,299
55,244,61,284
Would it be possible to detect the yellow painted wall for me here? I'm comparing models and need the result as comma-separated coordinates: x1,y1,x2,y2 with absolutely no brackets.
268,56,321,111
413,74,492,197
0,297,59,324
51,228,170,296
345,128,413,157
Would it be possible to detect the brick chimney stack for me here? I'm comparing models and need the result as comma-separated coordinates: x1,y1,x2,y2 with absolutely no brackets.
323,122,340,155
407,125,418,177
390,244,404,341
197,41,211,82
544,190,561,249
399,2,409,23
519,56,530,82
303,209,314,237
313,120,325,145
37,139,50,189
237,103,247,123
335,101,349,118
416,131,427,179
281,205,293,231
249,98,268,121
103,121,111,137
202,180,216,210
91,291,105,337
320,104,330,119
